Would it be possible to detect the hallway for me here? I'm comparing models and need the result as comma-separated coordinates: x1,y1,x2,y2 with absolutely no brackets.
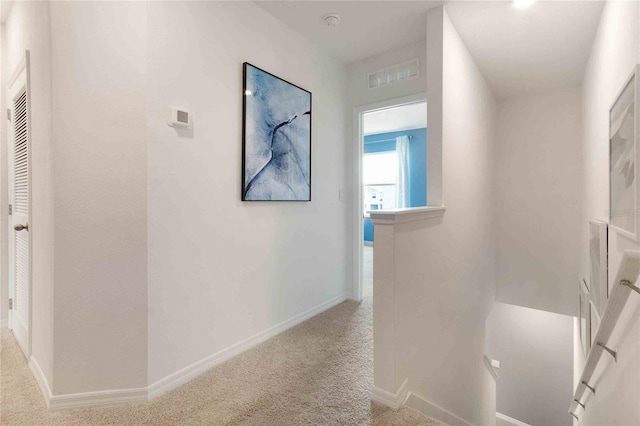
1,279,444,426
364,245,373,280
4,0,635,423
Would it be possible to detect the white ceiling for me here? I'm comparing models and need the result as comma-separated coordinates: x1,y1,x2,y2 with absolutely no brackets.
446,1,604,99
363,102,427,135
257,1,604,99
256,1,442,64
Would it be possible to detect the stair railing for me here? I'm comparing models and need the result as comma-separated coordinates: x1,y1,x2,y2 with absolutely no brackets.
569,250,640,420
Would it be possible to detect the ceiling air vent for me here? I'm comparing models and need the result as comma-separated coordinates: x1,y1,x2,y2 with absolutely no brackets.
368,58,420,89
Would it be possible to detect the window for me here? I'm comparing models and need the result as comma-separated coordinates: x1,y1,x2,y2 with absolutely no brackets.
363,151,397,215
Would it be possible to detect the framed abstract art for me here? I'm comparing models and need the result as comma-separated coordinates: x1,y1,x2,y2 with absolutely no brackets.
242,63,312,201
610,65,640,240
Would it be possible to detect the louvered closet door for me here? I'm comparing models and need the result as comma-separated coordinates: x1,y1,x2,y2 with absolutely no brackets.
8,55,31,357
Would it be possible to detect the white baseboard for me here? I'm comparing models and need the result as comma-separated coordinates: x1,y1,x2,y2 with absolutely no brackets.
405,392,472,426
148,292,351,399
23,292,351,410
49,387,148,411
371,381,472,426
29,355,147,411
496,412,532,426
347,293,360,302
371,378,409,409
29,356,52,409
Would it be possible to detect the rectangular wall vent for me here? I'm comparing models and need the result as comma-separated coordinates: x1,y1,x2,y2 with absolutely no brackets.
368,58,420,89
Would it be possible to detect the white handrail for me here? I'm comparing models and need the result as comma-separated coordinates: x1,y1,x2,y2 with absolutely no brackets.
484,355,499,381
569,250,640,419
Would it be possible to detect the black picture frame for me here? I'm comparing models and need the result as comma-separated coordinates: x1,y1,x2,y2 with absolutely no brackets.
241,62,313,202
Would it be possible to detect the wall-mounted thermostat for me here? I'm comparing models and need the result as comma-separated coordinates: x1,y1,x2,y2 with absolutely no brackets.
167,106,192,129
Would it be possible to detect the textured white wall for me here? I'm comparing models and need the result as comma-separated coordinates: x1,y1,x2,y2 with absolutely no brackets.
579,1,640,424
495,89,582,317
487,302,573,426
394,7,497,425
49,1,148,393
146,1,350,385
2,0,54,387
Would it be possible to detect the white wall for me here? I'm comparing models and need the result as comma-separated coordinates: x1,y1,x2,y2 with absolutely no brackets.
146,1,350,384
394,7,497,425
495,89,582,317
49,1,148,393
2,0,350,397
2,0,54,387
487,302,574,426
348,40,426,108
579,1,640,424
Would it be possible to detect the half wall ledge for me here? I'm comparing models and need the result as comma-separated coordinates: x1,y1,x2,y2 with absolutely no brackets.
369,206,446,225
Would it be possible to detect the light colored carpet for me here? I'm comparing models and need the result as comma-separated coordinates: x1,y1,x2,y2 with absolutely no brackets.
1,279,447,426
363,245,373,280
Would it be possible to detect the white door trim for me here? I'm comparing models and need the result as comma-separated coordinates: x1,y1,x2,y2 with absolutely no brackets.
7,50,32,358
351,92,427,301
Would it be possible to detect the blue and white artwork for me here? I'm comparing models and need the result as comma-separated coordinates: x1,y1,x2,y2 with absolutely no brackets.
610,73,636,236
242,63,311,201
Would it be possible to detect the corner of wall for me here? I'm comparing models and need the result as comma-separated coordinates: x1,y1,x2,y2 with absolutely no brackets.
425,6,444,207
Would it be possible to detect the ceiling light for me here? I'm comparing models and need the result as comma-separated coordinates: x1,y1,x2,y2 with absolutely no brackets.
513,0,535,9
323,14,340,27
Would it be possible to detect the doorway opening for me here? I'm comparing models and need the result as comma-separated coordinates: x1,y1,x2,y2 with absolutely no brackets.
353,94,427,301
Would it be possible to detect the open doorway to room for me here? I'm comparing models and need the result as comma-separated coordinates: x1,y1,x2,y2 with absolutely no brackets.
353,96,427,300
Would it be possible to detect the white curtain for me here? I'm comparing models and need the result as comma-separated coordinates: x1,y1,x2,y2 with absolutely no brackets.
395,136,410,208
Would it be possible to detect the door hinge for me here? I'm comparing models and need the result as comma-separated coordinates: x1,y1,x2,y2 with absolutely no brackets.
6,109,10,121
8,204,12,215
8,299,13,310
